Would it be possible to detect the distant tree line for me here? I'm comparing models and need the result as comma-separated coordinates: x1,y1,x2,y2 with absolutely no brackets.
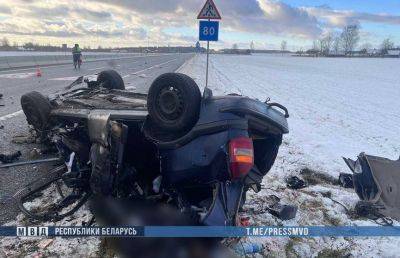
296,25,399,57
0,37,204,53
229,41,291,55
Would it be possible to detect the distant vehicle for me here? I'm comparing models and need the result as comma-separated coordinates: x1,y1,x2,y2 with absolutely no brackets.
18,71,289,226
143,49,155,53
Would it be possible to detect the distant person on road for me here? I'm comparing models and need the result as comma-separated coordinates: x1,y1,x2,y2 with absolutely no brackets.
72,44,82,70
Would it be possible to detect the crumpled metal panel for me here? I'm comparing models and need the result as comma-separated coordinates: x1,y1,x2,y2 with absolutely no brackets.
344,153,400,220
366,155,400,209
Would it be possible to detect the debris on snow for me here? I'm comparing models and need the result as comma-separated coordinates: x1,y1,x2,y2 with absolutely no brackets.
286,176,307,189
37,239,54,250
339,173,354,188
12,134,37,144
267,203,298,221
0,150,22,164
1,185,101,257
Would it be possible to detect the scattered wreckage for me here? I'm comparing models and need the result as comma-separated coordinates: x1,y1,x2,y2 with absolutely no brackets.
0,93,4,106
282,153,400,225
11,70,290,225
344,153,400,222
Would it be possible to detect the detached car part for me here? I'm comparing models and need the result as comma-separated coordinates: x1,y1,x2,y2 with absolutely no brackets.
20,92,52,138
97,70,125,90
267,203,298,220
13,165,91,221
344,153,400,220
0,151,22,164
0,157,60,169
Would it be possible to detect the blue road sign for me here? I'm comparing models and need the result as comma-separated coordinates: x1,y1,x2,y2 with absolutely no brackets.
199,21,219,41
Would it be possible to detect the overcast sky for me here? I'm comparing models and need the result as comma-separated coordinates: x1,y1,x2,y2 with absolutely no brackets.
0,0,399,50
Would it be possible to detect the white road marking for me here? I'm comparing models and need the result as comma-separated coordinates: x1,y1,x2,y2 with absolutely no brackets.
0,110,24,121
0,72,36,79
125,86,137,90
88,66,106,71
175,55,194,72
123,58,178,79
49,76,80,81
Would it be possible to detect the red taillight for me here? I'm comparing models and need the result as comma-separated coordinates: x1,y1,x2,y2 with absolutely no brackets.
229,137,254,179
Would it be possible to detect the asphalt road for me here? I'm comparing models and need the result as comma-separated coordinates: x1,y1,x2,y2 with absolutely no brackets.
0,53,193,224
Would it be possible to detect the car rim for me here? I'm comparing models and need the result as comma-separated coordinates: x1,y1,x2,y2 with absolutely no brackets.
156,86,184,121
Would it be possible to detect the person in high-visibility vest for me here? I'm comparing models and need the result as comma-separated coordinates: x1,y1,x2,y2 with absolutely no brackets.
72,44,82,69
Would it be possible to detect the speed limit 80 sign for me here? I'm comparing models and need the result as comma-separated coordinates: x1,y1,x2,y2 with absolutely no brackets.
199,21,219,41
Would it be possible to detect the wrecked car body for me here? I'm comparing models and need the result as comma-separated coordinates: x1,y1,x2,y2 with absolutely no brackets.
16,70,289,226
344,153,400,221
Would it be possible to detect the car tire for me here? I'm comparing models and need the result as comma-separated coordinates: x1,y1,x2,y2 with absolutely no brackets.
147,73,201,132
97,70,125,90
254,135,282,176
21,91,52,134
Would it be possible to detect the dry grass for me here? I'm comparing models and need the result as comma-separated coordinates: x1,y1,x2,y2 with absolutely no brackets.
300,168,339,186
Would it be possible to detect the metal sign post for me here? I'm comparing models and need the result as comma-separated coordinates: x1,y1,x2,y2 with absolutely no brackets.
197,0,221,89
206,39,210,87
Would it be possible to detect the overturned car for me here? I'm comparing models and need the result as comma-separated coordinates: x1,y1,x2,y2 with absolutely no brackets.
16,70,289,226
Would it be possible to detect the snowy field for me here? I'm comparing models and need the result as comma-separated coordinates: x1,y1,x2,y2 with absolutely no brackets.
1,54,400,257
181,54,400,176
179,54,400,257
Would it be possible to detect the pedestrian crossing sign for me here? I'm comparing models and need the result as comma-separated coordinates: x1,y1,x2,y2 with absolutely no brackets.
197,0,221,20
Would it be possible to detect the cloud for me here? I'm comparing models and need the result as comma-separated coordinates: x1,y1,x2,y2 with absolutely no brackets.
0,22,82,37
0,0,399,48
304,5,400,27
24,5,113,22
77,9,113,22
228,0,322,38
128,28,148,40
0,6,12,14
94,0,322,38
93,0,200,14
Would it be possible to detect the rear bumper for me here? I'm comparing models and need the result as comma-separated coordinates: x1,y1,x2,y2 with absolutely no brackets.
220,103,289,134
221,106,289,134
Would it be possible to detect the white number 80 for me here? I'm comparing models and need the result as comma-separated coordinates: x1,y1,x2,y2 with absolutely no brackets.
203,26,215,36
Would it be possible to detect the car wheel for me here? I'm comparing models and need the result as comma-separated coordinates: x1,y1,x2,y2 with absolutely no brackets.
97,70,125,90
21,91,52,133
147,73,201,132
